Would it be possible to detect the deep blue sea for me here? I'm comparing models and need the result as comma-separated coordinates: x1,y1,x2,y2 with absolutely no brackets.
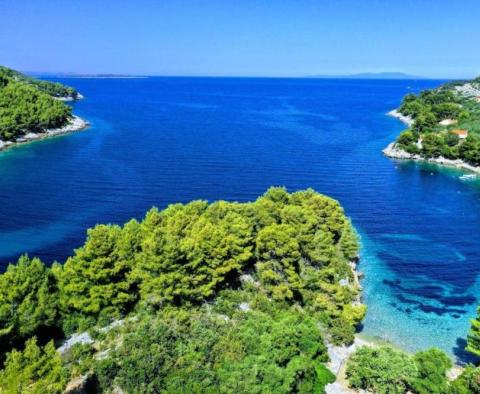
1,77,479,359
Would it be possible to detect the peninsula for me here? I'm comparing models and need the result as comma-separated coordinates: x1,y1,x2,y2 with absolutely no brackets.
383,76,480,174
0,66,87,152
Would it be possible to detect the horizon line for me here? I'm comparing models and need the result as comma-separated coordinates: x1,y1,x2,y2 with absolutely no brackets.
23,71,471,81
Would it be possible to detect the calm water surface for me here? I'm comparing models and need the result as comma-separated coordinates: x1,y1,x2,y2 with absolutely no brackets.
1,77,479,358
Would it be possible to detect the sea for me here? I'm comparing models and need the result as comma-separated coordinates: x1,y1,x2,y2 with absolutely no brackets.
1,76,479,360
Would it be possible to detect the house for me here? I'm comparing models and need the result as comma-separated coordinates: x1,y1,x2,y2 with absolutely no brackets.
452,129,469,139
439,119,457,126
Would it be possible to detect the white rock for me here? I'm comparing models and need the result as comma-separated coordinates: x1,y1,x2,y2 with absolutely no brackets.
23,132,39,140
387,109,413,127
325,382,350,394
238,302,251,311
57,332,93,354
383,143,480,174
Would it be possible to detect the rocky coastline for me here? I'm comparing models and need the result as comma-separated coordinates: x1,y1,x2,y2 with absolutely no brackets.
387,109,413,127
54,93,85,102
384,109,480,175
0,115,89,152
383,142,480,174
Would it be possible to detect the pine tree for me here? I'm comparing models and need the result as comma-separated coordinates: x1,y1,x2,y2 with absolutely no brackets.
339,220,359,261
467,307,480,357
0,338,67,393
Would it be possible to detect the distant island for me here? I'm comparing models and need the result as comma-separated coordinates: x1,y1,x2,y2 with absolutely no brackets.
384,76,480,174
29,72,148,79
0,66,87,151
310,72,425,80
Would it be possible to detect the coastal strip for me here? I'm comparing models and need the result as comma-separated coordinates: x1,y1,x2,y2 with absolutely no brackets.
385,107,480,174
54,93,85,102
383,142,480,174
387,109,413,127
0,115,89,152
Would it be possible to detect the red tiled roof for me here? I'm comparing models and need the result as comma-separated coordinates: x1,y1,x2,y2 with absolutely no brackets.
452,129,468,136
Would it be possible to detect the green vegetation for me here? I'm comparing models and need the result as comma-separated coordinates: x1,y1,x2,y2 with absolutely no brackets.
0,188,479,392
95,307,334,393
346,345,480,394
0,338,67,394
346,346,417,394
0,66,75,140
0,66,78,98
467,306,480,357
394,78,480,166
0,256,59,349
0,188,363,392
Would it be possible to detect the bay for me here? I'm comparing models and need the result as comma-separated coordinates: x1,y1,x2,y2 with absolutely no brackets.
1,76,478,358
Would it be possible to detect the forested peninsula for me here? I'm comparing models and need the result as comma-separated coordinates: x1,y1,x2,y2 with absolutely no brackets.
0,188,363,392
384,77,480,173
0,66,87,151
1,187,480,393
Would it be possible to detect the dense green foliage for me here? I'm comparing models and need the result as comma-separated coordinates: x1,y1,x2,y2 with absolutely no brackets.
95,306,334,393
0,338,67,394
0,256,59,349
346,346,418,394
0,188,478,392
449,365,480,394
411,348,452,394
0,188,363,392
346,345,480,394
394,78,480,166
0,66,78,98
467,306,480,357
0,66,74,140
55,188,364,335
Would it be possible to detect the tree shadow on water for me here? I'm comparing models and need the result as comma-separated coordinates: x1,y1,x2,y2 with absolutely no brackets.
453,337,480,365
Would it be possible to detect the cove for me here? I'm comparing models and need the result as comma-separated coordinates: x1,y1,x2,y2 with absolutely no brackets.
1,76,479,358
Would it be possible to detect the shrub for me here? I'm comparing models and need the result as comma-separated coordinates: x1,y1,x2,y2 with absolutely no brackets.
410,348,452,394
346,345,417,394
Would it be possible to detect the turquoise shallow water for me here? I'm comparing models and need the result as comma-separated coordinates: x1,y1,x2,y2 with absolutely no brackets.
1,77,479,359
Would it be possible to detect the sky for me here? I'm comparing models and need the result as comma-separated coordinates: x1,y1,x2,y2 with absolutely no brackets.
0,0,479,78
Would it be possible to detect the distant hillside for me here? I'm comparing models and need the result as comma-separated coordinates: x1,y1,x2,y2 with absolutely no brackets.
29,72,147,79
345,72,425,79
0,66,79,99
311,72,424,80
0,66,80,142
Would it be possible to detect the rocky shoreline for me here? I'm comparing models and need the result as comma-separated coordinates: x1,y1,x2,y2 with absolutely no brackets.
324,259,368,394
385,109,480,175
387,109,413,127
54,93,85,102
383,142,480,175
0,115,89,152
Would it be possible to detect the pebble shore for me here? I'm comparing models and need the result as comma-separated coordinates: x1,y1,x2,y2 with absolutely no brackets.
0,115,89,152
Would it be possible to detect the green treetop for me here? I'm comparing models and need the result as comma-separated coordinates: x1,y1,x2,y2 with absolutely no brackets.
0,256,59,350
0,337,67,394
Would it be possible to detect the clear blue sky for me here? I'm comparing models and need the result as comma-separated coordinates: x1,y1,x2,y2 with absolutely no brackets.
1,0,479,78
